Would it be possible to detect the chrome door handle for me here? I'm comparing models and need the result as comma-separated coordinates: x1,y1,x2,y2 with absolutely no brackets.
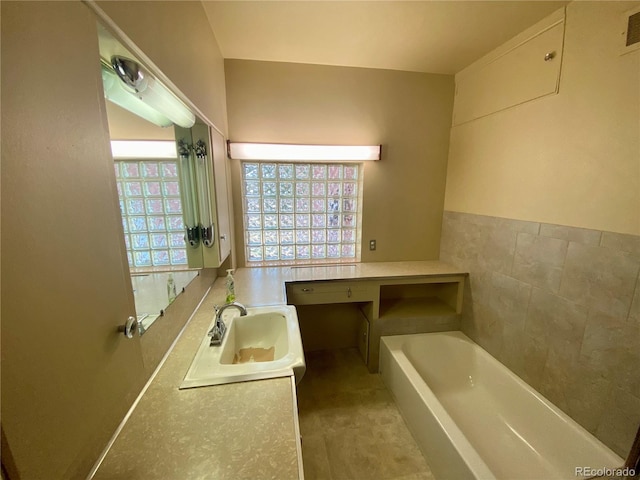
118,316,139,339
347,287,352,298
301,287,314,292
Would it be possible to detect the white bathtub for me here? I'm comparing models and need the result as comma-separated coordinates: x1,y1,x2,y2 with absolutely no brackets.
380,331,623,480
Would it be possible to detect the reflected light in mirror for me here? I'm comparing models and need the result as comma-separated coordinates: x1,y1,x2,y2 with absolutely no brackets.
228,142,382,161
110,140,177,159
110,56,196,129
102,63,174,128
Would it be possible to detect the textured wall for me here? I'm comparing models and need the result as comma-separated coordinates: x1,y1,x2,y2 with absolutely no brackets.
225,59,454,265
445,2,640,235
1,3,147,478
440,210,640,458
97,0,228,134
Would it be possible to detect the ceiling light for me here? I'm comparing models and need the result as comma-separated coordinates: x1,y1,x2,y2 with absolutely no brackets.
227,142,382,161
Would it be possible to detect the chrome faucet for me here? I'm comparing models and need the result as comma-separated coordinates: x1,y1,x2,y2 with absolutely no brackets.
208,302,248,346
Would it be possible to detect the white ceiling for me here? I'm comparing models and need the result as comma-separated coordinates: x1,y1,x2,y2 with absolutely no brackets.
203,1,568,75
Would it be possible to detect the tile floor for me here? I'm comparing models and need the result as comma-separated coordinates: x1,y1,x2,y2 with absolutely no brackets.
297,348,435,480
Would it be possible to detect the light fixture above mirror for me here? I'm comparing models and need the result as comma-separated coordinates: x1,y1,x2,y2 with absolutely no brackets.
101,62,174,128
101,55,196,129
227,142,382,161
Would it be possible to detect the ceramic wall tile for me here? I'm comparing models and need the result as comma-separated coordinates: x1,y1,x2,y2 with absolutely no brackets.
580,311,631,372
539,223,602,246
525,287,588,343
612,345,640,400
478,229,517,275
580,311,640,397
441,222,488,274
440,210,640,457
464,269,494,308
538,338,576,413
596,387,640,457
511,233,568,293
471,302,504,359
444,210,495,227
487,272,531,330
493,216,540,234
601,231,640,257
499,322,548,390
559,242,640,318
563,360,613,435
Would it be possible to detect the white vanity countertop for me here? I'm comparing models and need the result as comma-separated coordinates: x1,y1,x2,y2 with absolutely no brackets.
234,260,467,305
93,279,301,480
94,260,464,479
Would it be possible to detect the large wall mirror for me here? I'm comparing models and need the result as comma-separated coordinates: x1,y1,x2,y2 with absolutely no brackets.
98,24,230,334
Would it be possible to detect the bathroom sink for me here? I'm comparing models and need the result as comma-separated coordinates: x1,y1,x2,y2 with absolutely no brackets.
180,305,306,388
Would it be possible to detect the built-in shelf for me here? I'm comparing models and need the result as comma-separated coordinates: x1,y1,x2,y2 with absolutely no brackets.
378,278,463,318
379,297,457,319
285,272,467,372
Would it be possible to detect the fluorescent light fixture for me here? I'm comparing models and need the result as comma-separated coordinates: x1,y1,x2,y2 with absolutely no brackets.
130,74,196,129
177,142,200,247
107,57,196,129
194,140,215,248
102,64,173,128
110,140,177,159
227,142,381,161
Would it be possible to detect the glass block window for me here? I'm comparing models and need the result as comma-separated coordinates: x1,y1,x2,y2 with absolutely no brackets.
242,162,362,264
114,160,188,268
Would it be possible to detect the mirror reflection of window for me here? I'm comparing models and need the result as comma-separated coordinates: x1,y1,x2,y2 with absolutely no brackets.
104,102,199,334
114,156,188,269
98,23,208,334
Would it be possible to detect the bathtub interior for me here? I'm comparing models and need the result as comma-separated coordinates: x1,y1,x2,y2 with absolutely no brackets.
381,332,624,480
402,332,478,395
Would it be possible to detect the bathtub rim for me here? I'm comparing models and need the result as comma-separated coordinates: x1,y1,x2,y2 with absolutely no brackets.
380,331,624,479
381,332,495,479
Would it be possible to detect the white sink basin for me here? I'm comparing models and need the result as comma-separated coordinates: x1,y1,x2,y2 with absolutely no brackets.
180,305,306,388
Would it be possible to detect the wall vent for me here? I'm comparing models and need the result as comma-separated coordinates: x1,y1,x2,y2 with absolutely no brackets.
621,6,640,55
626,11,640,46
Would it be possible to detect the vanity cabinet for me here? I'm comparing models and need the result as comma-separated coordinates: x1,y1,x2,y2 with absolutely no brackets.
357,311,370,364
286,281,377,305
285,273,466,371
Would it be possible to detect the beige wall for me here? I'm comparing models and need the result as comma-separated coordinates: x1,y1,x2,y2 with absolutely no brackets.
1,1,229,478
1,2,148,478
444,2,640,235
97,0,228,135
225,59,454,265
